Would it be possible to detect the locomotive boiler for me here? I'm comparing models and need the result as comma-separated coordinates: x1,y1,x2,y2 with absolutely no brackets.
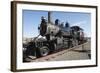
23,12,85,59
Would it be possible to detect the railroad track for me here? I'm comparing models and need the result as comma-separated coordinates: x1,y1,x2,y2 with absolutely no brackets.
25,41,90,62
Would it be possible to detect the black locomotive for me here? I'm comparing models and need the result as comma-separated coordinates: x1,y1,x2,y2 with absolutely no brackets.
23,12,86,59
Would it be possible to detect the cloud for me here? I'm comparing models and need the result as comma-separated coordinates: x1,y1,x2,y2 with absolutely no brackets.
71,21,86,26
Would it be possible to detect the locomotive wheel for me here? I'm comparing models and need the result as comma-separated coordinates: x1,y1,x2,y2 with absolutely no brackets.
53,43,57,50
36,46,50,58
50,43,57,53
75,40,78,46
67,39,73,48
72,39,78,47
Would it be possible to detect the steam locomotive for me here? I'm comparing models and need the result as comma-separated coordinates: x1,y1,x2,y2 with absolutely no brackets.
23,12,86,59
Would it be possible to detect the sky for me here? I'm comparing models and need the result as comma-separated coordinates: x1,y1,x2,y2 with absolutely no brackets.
23,10,91,38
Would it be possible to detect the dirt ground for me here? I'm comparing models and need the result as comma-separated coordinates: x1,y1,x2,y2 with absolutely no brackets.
24,41,91,62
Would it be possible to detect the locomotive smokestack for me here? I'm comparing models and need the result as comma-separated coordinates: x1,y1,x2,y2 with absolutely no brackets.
48,11,52,23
